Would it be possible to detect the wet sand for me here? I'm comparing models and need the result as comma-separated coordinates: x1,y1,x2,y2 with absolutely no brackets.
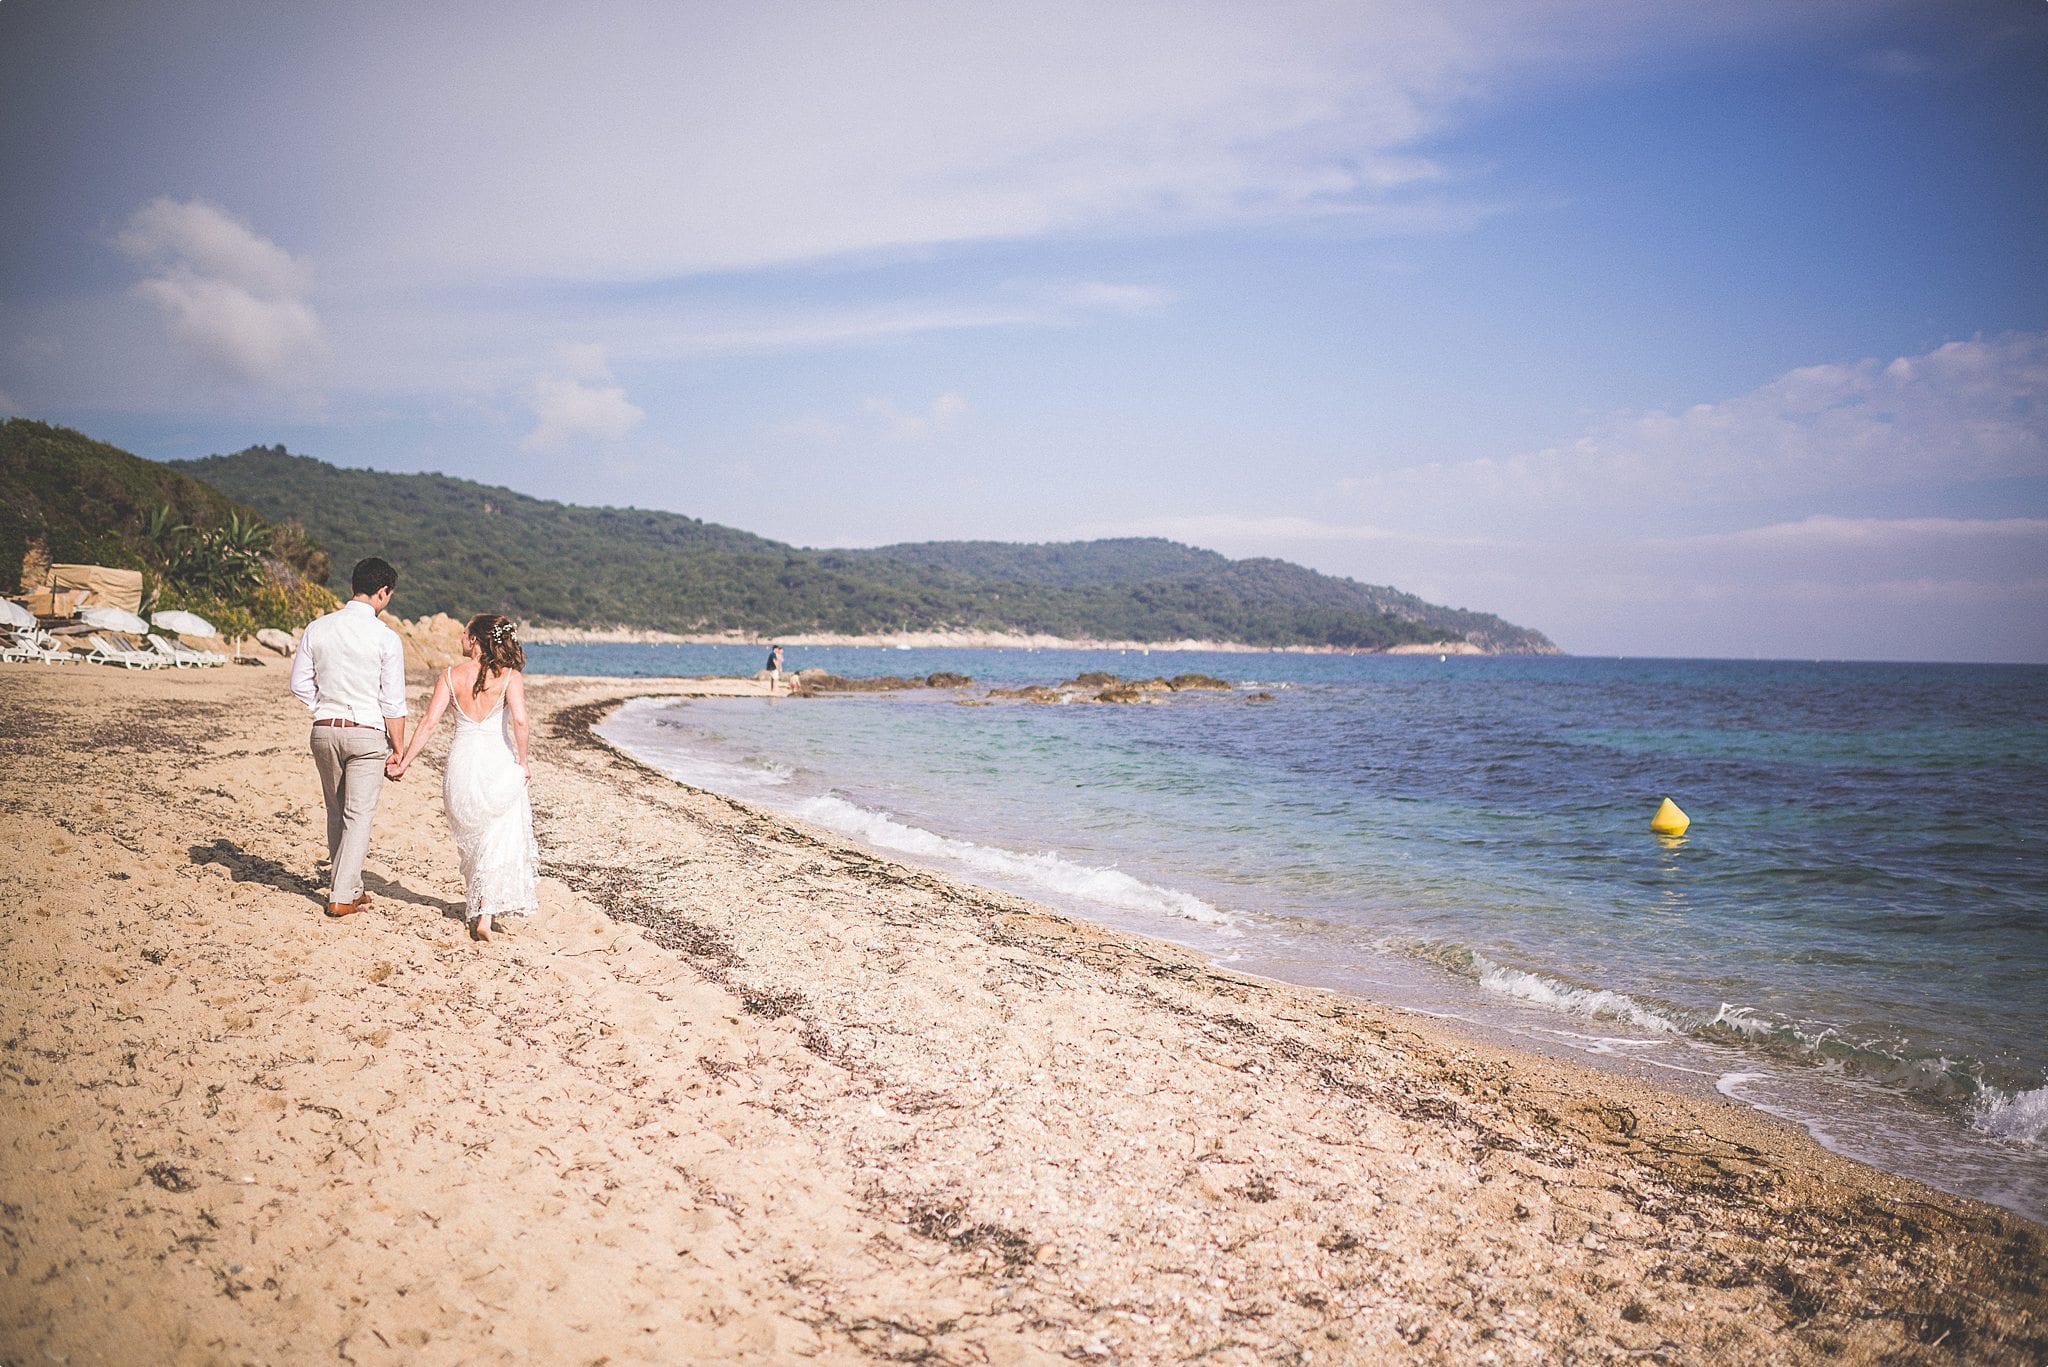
1,661,2042,1364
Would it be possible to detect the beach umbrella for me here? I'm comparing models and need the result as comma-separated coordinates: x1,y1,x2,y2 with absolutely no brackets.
80,604,151,635
0,599,33,629
151,608,217,637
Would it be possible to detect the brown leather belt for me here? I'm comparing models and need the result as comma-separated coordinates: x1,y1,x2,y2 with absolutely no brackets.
313,718,376,728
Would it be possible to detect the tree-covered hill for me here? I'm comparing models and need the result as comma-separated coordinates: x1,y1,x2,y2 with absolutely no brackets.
177,444,1558,651
1,420,338,635
1,420,254,584
847,538,1231,588
846,540,1552,652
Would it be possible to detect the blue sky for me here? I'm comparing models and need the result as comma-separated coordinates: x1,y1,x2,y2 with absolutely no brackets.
3,1,2044,659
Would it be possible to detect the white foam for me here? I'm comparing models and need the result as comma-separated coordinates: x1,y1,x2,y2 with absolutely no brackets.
1716,1071,1769,1099
792,794,1239,932
601,708,793,792
1704,1003,1781,1039
1472,956,1687,1034
1969,1084,2048,1144
648,750,792,792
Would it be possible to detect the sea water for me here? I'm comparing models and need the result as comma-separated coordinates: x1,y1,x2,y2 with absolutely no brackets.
532,644,2048,1223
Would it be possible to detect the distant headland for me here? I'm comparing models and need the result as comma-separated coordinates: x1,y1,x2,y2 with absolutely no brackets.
2,421,1558,654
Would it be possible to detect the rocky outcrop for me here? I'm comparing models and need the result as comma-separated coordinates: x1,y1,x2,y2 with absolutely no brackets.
788,670,1236,706
377,611,470,672
792,671,976,695
987,685,1063,703
971,673,1246,706
227,610,489,670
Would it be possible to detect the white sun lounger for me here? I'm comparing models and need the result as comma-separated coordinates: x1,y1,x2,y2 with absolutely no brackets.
4,628,82,664
86,633,166,669
146,634,201,668
158,635,228,667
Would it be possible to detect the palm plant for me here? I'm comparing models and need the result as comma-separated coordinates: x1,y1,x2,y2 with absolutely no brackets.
143,504,190,566
169,514,270,597
218,511,272,557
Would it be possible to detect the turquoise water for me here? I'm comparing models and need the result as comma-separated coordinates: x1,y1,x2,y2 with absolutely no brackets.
535,644,2048,1222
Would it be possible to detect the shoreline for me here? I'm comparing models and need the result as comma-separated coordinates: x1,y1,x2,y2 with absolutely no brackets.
2,661,2043,1364
590,680,2048,1230
588,692,1741,1115
520,625,1498,655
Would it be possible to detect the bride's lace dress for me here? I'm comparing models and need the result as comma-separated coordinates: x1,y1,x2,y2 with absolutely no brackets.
442,672,539,920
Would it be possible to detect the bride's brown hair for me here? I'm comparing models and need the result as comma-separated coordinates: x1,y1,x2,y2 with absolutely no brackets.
466,614,525,695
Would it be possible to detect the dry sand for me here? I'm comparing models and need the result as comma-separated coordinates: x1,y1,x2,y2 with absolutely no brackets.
1,661,2042,1365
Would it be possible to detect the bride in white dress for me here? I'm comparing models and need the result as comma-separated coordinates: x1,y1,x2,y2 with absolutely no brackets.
390,614,538,942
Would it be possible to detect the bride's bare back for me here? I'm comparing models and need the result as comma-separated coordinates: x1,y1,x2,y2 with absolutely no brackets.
447,659,517,722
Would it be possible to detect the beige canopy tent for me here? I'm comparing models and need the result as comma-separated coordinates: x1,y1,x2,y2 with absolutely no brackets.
48,565,145,614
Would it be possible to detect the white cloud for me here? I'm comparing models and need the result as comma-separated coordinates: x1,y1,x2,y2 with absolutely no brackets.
768,415,847,443
268,1,1862,286
554,341,613,382
1072,337,2048,660
1061,282,1177,315
1524,516,2048,659
1074,508,2048,661
117,197,326,385
296,4,1465,282
1856,47,1933,79
1342,333,2048,535
771,390,968,443
520,345,644,452
632,280,1176,360
862,392,969,443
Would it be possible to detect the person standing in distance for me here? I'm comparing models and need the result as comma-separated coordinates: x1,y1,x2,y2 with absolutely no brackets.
290,557,409,919
765,643,783,694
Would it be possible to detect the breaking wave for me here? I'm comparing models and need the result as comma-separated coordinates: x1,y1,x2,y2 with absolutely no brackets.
1970,1084,2048,1145
792,794,1238,932
1422,946,2028,1119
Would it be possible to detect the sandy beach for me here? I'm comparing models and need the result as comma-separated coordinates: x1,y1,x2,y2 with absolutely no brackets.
2,660,2042,1365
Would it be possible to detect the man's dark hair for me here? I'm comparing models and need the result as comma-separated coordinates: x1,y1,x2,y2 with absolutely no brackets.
350,557,397,598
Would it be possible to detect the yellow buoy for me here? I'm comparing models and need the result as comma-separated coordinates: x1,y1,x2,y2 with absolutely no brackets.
1650,797,1690,836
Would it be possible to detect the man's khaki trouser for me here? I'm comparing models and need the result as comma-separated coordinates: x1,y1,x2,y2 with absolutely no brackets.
311,724,388,903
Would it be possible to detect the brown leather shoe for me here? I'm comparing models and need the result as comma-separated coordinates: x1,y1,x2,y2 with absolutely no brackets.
326,898,365,918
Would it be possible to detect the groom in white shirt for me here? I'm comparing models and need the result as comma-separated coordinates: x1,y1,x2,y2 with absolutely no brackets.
289,557,409,918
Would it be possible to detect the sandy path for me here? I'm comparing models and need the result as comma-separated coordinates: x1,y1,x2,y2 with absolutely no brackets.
1,662,2041,1365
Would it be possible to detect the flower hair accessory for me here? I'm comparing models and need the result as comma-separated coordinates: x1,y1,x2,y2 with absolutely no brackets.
489,621,515,643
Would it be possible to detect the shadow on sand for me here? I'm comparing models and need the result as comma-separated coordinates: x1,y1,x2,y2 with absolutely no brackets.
187,839,466,918
188,839,321,902
363,870,467,920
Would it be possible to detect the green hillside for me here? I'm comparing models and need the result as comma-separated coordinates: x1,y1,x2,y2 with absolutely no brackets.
848,538,1231,587
1,420,337,634
1,419,250,585
178,445,1558,651
848,540,1551,652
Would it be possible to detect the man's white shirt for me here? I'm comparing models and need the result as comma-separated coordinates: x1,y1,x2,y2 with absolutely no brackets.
290,600,407,726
